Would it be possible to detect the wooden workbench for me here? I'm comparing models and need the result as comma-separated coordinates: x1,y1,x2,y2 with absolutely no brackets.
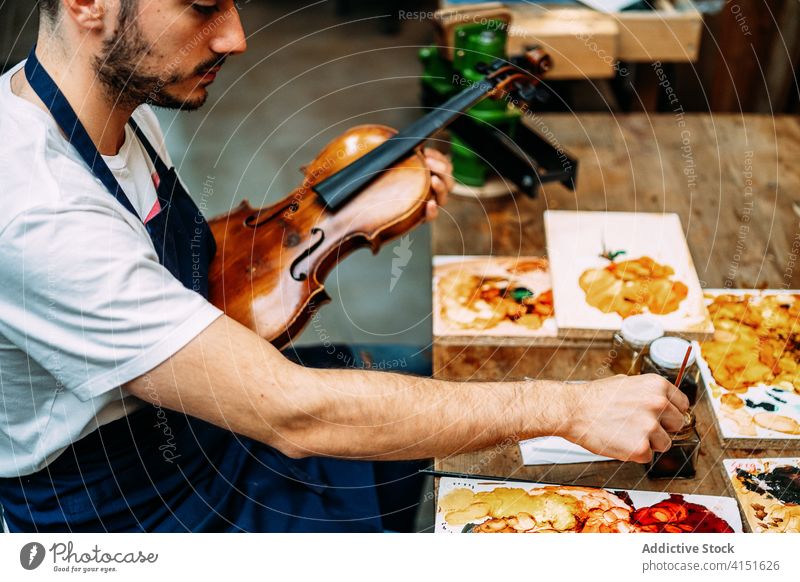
432,114,800,501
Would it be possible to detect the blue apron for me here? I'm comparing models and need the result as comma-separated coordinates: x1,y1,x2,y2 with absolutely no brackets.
0,47,395,532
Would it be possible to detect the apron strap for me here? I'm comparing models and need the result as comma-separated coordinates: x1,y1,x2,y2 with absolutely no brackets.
24,46,142,222
23,44,213,289
127,118,172,179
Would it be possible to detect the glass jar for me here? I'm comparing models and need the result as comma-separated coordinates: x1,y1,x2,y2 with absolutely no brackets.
640,337,700,404
646,412,700,479
610,315,665,375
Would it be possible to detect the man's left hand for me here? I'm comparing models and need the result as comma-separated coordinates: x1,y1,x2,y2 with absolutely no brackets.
423,148,454,221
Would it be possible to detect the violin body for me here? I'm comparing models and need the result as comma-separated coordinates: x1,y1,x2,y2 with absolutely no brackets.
207,125,432,347
208,49,553,347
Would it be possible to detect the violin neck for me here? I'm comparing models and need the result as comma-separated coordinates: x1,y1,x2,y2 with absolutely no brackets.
394,80,494,143
314,80,493,211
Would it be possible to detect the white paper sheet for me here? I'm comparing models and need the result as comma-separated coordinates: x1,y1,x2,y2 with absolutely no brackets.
576,0,642,13
519,436,613,465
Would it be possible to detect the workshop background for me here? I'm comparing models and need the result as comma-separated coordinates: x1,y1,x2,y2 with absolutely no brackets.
2,0,798,349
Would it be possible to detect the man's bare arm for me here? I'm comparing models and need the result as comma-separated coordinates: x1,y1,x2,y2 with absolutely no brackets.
125,315,689,463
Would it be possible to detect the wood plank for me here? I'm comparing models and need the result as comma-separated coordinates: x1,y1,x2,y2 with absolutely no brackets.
506,8,619,80
434,343,614,383
616,0,702,62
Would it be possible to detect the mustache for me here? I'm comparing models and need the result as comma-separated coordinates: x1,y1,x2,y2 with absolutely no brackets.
193,55,227,76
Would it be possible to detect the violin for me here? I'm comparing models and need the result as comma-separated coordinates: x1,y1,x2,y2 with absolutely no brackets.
207,49,552,348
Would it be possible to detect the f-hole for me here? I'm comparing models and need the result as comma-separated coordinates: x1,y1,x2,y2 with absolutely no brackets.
290,228,325,281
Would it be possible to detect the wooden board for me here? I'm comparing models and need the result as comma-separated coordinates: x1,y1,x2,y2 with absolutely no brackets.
435,475,743,533
433,255,560,346
697,290,800,449
545,210,713,340
722,458,800,533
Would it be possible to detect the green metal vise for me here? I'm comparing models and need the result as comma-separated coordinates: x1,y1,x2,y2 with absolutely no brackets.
420,20,520,187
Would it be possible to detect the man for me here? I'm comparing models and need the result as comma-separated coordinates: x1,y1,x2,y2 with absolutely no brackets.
0,0,688,532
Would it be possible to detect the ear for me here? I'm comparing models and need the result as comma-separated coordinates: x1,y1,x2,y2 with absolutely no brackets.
62,0,109,32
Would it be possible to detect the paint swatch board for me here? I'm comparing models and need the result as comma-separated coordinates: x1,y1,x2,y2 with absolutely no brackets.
723,458,800,533
432,255,561,346
436,476,742,533
697,290,800,448
544,211,713,340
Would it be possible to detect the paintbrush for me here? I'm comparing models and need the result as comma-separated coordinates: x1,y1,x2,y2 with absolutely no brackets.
674,344,693,389
674,344,694,427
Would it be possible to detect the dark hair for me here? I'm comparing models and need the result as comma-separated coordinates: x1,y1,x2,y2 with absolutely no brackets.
38,1,135,23
38,0,60,21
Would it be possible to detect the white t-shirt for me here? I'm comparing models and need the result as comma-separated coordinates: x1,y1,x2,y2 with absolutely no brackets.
0,61,223,477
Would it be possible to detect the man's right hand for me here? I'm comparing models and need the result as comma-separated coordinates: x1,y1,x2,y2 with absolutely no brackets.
558,374,690,463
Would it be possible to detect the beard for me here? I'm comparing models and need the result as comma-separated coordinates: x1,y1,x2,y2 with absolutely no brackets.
93,15,225,111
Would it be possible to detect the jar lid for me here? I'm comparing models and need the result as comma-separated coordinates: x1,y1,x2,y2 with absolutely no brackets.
649,336,696,370
620,315,665,348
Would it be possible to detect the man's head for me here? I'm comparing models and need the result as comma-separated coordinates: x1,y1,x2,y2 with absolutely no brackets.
38,0,247,110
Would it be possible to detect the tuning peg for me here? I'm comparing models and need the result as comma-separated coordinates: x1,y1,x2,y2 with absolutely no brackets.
524,46,552,75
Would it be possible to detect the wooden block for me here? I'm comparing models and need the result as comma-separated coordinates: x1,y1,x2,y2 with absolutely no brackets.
506,8,619,80
438,1,703,73
616,0,703,62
